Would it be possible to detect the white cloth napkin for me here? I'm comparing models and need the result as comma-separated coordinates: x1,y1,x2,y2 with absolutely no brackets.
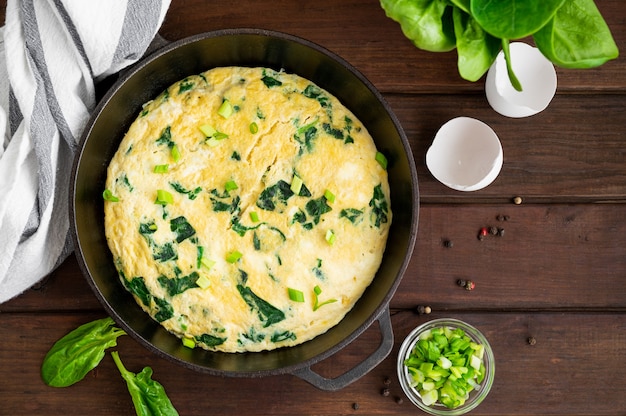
0,0,171,303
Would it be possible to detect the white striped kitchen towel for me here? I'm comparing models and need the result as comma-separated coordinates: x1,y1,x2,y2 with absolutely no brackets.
0,0,171,303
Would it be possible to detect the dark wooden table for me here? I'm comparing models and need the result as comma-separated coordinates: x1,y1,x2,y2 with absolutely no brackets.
2,1,625,415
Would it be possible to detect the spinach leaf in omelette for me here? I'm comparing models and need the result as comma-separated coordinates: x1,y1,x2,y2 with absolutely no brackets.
236,284,285,328
157,272,200,297
124,276,173,322
169,216,196,243
369,184,389,228
195,333,227,348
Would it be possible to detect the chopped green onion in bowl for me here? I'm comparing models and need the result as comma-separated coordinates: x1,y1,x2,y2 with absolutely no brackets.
397,318,495,415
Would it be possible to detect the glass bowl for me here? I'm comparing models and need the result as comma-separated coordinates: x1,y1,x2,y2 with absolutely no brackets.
397,318,495,415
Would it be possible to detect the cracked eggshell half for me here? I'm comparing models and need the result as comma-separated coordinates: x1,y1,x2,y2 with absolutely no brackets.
485,42,557,118
426,117,503,192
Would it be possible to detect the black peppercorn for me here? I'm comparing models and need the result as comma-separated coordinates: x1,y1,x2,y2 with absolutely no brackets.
456,279,467,287
384,377,392,386
395,397,404,405
527,336,537,345
489,226,498,235
352,402,359,410
497,227,505,237
381,388,390,397
443,239,454,248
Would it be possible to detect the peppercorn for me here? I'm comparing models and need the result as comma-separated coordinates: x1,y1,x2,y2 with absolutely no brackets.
464,280,476,291
443,239,454,248
352,402,359,410
384,377,392,386
513,196,523,205
497,227,505,237
527,336,537,345
416,305,432,315
456,279,467,287
489,226,498,235
381,388,390,397
395,397,404,405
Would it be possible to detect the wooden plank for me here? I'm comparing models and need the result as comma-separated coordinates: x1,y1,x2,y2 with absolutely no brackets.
394,204,626,310
1,311,624,415
386,93,626,201
158,0,626,94
0,255,102,312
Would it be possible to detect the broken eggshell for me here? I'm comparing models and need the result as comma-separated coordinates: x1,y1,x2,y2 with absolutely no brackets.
426,117,503,192
485,42,557,118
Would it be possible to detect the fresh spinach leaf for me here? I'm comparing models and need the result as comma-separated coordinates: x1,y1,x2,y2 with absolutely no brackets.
471,0,566,39
452,6,500,82
381,0,455,52
533,0,619,68
111,351,179,416
41,317,126,387
237,284,285,328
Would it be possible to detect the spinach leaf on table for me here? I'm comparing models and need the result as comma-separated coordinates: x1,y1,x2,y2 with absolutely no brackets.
41,317,126,387
380,0,619,88
452,5,500,82
381,0,456,52
533,0,619,68
111,351,179,416
470,0,566,39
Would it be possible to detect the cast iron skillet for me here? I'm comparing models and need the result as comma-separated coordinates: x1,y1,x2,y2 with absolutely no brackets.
70,29,418,391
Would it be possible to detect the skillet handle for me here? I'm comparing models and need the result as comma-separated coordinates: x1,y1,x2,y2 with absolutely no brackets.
291,307,394,391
